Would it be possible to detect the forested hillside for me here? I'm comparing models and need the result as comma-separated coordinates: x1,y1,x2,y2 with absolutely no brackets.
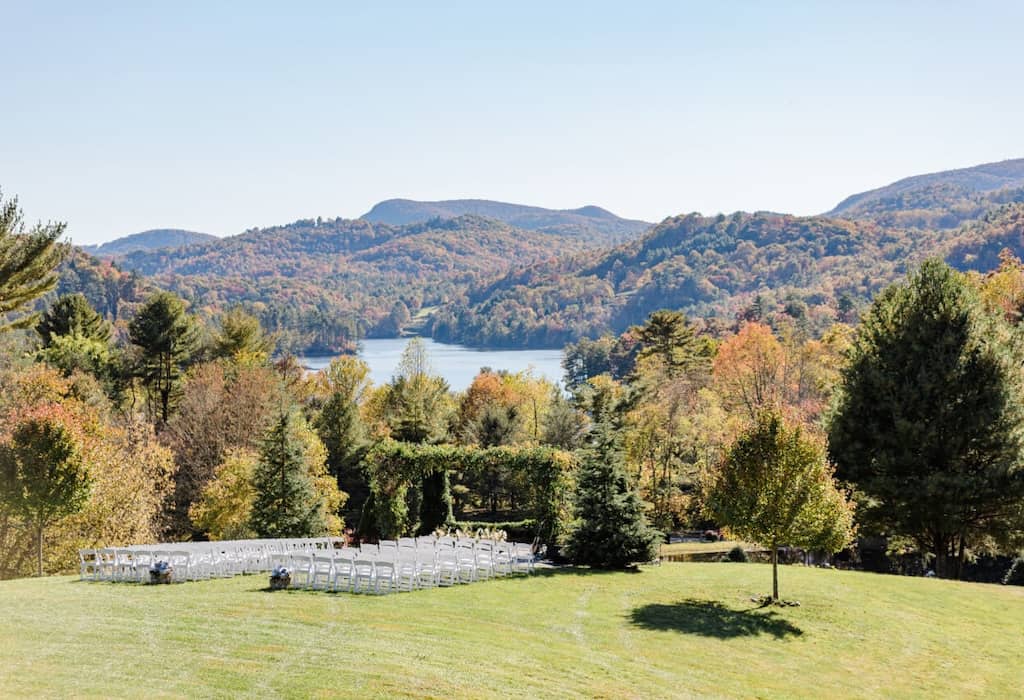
363,198,650,246
828,158,1024,229
101,215,576,352
82,229,219,256
432,202,1024,348
60,158,1024,352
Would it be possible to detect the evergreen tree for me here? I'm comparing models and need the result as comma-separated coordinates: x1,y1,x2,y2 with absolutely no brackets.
128,291,199,424
828,259,1024,579
314,356,370,513
564,420,661,568
250,412,326,538
541,390,588,450
211,307,274,363
0,191,67,333
37,294,111,346
636,310,706,378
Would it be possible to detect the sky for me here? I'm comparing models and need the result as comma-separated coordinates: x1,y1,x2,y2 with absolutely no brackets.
4,1,1024,245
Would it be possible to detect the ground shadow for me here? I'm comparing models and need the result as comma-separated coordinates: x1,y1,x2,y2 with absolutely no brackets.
629,598,803,639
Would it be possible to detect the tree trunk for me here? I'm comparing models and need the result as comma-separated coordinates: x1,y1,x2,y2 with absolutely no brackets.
771,545,779,602
36,522,44,577
955,534,966,581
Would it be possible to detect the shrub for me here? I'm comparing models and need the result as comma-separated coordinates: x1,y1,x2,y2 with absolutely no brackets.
1003,557,1024,586
727,545,749,563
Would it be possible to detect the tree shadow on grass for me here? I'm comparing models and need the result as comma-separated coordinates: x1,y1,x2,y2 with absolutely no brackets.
629,599,803,639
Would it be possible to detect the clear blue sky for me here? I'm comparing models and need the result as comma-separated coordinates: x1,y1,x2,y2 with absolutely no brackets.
5,1,1023,245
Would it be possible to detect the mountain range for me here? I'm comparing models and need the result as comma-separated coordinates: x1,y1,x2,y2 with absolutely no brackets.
61,157,1024,351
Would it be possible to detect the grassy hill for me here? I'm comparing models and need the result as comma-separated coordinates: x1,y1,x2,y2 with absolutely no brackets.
1,564,1020,698
362,198,651,246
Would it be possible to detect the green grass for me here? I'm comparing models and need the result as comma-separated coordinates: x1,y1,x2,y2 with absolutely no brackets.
1,564,1022,699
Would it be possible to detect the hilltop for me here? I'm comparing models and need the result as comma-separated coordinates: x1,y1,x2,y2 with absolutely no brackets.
828,158,1024,229
362,198,651,246
81,229,219,257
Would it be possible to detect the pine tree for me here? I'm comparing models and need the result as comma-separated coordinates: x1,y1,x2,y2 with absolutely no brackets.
564,420,661,568
828,259,1024,579
211,307,274,363
0,191,67,333
37,293,111,346
250,412,326,538
128,291,199,424
636,310,706,378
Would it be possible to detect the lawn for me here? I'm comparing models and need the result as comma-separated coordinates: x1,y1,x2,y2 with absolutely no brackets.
0,563,1021,699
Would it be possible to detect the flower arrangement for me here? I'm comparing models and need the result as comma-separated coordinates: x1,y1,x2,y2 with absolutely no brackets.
149,560,173,584
269,565,291,590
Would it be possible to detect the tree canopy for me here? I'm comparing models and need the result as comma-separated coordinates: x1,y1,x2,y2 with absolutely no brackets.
828,258,1024,578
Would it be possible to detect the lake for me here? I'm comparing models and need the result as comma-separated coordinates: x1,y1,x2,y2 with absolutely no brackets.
301,337,565,391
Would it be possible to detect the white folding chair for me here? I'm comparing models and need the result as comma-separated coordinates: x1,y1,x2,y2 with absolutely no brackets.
331,551,356,593
352,558,376,594
78,549,100,581
311,553,334,590
289,552,314,588
373,560,397,595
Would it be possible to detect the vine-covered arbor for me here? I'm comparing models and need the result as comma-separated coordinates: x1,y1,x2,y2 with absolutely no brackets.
361,440,576,548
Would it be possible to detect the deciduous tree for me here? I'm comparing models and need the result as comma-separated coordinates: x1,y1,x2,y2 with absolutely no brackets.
704,411,854,602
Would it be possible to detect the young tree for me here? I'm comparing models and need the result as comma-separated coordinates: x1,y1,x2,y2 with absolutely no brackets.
313,356,370,513
563,420,661,569
0,192,67,333
211,307,275,364
0,410,91,576
384,339,452,443
189,449,259,541
704,411,854,602
37,294,111,346
250,412,327,538
828,259,1024,578
129,291,199,424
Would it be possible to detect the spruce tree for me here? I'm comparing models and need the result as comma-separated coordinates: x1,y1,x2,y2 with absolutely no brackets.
37,293,111,346
250,412,326,538
828,259,1024,579
564,420,661,568
0,191,67,333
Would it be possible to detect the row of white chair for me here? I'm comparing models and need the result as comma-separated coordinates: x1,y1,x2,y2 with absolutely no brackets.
277,541,534,595
79,536,537,588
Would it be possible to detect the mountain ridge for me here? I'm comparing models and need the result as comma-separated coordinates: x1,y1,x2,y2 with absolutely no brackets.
81,229,219,256
362,198,651,246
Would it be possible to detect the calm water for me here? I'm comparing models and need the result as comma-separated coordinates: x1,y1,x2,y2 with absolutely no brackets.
301,337,565,391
